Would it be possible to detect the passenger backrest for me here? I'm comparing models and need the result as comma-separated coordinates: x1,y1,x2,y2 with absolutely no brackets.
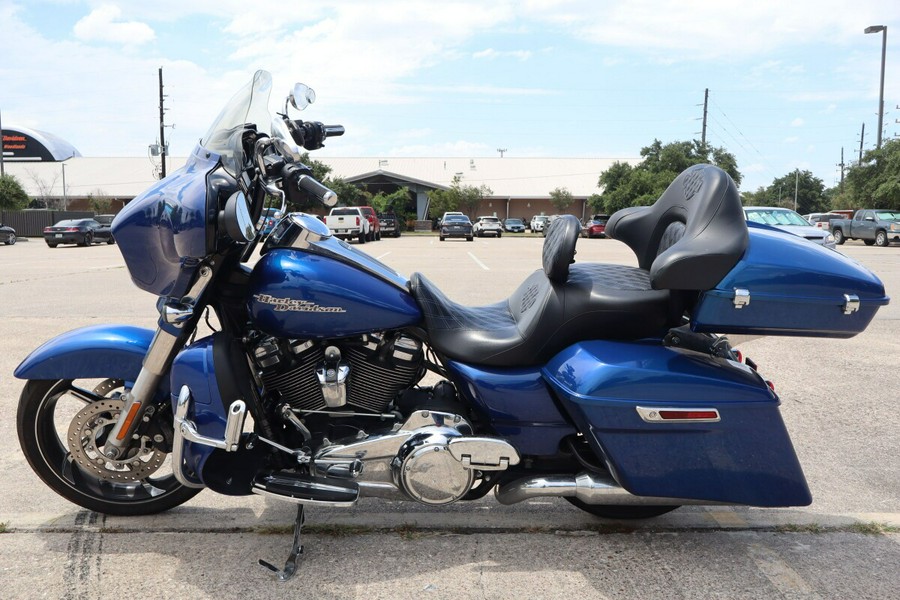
605,164,748,291
541,215,581,283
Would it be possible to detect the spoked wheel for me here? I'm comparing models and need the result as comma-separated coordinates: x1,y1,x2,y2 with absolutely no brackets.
565,497,680,520
17,378,201,515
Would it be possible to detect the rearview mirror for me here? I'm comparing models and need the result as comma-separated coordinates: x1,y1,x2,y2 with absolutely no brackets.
288,83,316,111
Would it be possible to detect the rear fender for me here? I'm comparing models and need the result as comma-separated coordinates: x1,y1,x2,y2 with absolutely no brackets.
14,324,154,382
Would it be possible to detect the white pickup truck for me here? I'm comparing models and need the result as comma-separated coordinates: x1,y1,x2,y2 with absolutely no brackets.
324,207,371,243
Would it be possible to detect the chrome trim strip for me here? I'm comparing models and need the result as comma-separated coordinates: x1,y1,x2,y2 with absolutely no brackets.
636,406,721,423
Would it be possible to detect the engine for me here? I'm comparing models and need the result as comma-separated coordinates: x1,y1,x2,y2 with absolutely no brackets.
250,332,424,415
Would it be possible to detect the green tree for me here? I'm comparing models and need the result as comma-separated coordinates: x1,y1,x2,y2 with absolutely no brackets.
549,187,574,213
764,170,827,214
595,139,741,214
841,138,900,210
0,174,29,210
427,175,492,220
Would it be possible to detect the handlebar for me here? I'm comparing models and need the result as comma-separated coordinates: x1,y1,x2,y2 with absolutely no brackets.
296,173,338,207
288,120,344,150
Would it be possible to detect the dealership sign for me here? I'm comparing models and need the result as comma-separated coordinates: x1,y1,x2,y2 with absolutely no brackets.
1,127,81,161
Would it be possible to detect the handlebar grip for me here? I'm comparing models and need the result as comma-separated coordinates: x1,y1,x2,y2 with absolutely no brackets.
296,174,338,207
323,125,345,137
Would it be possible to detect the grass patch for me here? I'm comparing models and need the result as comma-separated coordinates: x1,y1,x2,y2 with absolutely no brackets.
848,521,900,535
0,521,8,533
775,523,827,534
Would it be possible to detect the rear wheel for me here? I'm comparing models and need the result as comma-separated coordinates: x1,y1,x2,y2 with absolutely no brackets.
875,230,889,247
17,378,200,515
47,242,58,248
864,239,875,246
358,231,366,244
833,228,845,245
565,498,680,520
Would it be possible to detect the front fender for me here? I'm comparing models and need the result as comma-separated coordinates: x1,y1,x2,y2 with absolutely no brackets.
14,324,154,381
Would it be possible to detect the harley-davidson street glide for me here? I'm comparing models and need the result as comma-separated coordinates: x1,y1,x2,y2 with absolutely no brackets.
15,70,889,580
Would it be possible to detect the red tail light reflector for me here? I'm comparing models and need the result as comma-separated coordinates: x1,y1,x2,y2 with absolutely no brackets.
636,407,721,423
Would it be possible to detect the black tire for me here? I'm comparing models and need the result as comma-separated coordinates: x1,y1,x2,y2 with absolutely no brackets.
497,232,502,238
6,235,15,245
439,236,445,241
833,228,845,245
565,498,680,520
358,231,366,244
395,230,401,238
80,233,93,247
107,238,116,245
466,236,474,242
375,230,381,241
875,230,889,247
864,239,875,246
17,378,201,515
47,242,58,248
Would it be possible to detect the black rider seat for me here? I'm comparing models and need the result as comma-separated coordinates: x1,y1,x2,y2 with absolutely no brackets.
409,165,748,367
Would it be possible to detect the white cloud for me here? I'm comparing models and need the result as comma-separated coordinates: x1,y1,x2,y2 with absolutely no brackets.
791,118,805,127
473,48,533,61
73,5,155,45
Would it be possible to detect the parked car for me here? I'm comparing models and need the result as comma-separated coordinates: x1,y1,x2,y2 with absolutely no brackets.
377,213,402,237
323,206,371,243
0,223,16,245
530,215,550,232
541,215,562,237
358,206,382,241
582,214,610,238
473,216,503,237
43,219,115,247
829,209,900,247
503,218,526,233
439,214,474,242
800,212,844,232
439,211,464,228
743,207,835,249
261,207,283,235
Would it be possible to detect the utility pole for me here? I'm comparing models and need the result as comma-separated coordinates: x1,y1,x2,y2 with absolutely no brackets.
793,169,799,212
837,147,845,190
159,67,167,179
701,88,709,145
858,122,865,163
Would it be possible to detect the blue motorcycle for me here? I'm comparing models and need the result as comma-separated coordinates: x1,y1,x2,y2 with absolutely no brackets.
14,70,889,579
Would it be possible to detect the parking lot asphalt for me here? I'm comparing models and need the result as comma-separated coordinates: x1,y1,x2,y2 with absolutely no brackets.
0,234,898,598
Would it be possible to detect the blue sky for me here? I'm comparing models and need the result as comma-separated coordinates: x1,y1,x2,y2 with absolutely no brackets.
2,0,898,192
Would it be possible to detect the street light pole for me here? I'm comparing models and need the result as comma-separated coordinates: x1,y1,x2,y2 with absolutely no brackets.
61,162,68,210
865,25,887,150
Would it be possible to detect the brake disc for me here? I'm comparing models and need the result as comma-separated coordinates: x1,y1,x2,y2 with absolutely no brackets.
67,397,166,482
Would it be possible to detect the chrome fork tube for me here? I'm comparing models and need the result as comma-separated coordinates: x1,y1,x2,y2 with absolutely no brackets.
103,327,185,459
103,265,214,460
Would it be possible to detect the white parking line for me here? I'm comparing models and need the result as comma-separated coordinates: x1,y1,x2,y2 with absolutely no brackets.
375,251,391,260
467,252,490,271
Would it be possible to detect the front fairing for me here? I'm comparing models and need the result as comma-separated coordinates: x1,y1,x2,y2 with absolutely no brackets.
112,147,223,297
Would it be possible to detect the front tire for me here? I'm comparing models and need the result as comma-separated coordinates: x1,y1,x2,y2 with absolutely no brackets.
17,378,200,515
875,230,889,247
6,234,15,245
565,498,680,520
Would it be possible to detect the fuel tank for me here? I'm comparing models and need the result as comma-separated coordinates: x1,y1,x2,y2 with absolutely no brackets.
248,213,422,338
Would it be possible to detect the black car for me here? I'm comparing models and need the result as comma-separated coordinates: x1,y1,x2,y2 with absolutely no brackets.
439,214,474,241
0,223,16,245
378,213,402,237
43,219,115,247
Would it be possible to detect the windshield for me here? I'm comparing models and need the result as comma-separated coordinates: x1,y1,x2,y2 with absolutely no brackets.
445,215,470,223
200,70,274,177
875,211,900,221
745,209,810,227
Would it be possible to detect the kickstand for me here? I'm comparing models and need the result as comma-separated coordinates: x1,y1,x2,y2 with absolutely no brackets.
259,504,305,581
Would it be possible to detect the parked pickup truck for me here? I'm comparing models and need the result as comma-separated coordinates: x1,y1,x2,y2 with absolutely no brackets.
830,209,900,247
324,206,372,243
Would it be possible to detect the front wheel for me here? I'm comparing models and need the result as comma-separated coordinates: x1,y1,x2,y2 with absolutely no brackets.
6,234,15,245
875,230,889,247
833,229,845,245
565,498,680,520
17,378,201,515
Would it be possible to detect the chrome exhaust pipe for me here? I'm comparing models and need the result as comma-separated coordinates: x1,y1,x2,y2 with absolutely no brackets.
495,472,696,506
